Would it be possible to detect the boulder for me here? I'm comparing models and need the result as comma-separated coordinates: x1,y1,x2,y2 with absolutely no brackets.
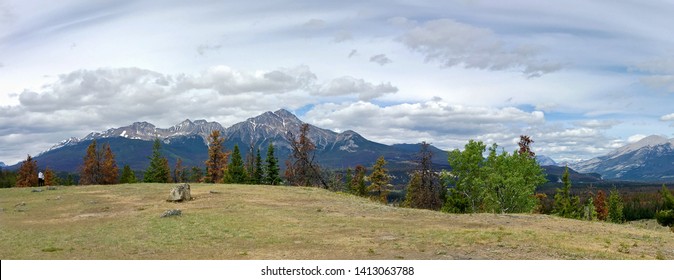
167,183,192,202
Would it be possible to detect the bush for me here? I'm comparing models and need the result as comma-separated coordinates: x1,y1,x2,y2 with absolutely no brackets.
655,209,674,230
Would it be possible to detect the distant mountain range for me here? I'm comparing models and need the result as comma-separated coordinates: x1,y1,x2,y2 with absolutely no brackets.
18,109,450,175
572,135,674,182
8,109,673,183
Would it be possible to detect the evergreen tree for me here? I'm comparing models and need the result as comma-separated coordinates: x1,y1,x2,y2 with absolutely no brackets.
351,165,367,196
44,167,58,186
607,187,624,224
120,165,137,184
80,140,101,185
286,124,327,188
251,148,264,184
205,130,228,183
264,143,281,185
406,142,442,210
594,190,608,221
16,155,38,187
655,185,674,230
369,156,390,203
404,173,422,207
553,167,580,219
100,143,118,184
189,166,204,183
144,139,170,183
0,168,17,188
227,144,248,183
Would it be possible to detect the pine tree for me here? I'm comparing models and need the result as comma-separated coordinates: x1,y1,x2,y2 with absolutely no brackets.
120,165,137,184
286,124,327,188
144,139,170,183
100,143,118,184
264,143,281,185
553,167,580,219
227,144,248,183
351,165,367,196
369,156,390,203
205,130,228,183
16,155,38,187
80,140,101,185
406,142,442,210
44,167,58,186
594,190,608,221
251,148,263,184
607,187,624,224
189,166,204,183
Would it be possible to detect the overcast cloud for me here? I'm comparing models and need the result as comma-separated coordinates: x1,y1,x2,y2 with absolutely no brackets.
2,0,674,164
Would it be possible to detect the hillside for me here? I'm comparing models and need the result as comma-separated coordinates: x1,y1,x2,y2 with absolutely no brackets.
1,184,672,260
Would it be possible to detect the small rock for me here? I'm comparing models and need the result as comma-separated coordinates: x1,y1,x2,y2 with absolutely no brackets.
160,209,182,218
14,202,26,207
31,188,43,192
209,190,220,194
47,186,57,190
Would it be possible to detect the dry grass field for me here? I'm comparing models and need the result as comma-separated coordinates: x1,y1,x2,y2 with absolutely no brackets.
0,183,672,260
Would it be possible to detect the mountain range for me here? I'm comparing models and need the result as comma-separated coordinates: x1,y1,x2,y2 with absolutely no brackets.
6,109,673,183
571,135,674,181
20,109,450,176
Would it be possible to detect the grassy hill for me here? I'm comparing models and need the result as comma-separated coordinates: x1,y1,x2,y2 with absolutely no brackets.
0,183,672,260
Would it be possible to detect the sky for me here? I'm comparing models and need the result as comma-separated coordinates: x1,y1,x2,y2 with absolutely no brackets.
2,0,674,166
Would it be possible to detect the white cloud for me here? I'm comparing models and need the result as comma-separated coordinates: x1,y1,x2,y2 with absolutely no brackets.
661,113,674,125
369,54,392,66
398,18,562,78
313,76,398,101
304,101,545,149
573,119,621,129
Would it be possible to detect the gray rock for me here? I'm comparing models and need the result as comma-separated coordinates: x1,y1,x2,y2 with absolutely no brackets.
160,209,182,218
31,188,43,192
47,186,57,190
167,183,192,202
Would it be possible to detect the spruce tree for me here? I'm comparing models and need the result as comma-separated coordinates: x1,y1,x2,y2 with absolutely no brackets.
100,143,118,184
144,139,170,183
44,167,58,186
80,140,101,185
553,167,580,219
252,148,263,184
120,165,137,184
16,155,38,187
594,190,608,221
190,166,204,183
351,165,367,196
264,143,281,185
227,144,248,183
607,187,624,224
369,156,390,203
205,130,228,183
